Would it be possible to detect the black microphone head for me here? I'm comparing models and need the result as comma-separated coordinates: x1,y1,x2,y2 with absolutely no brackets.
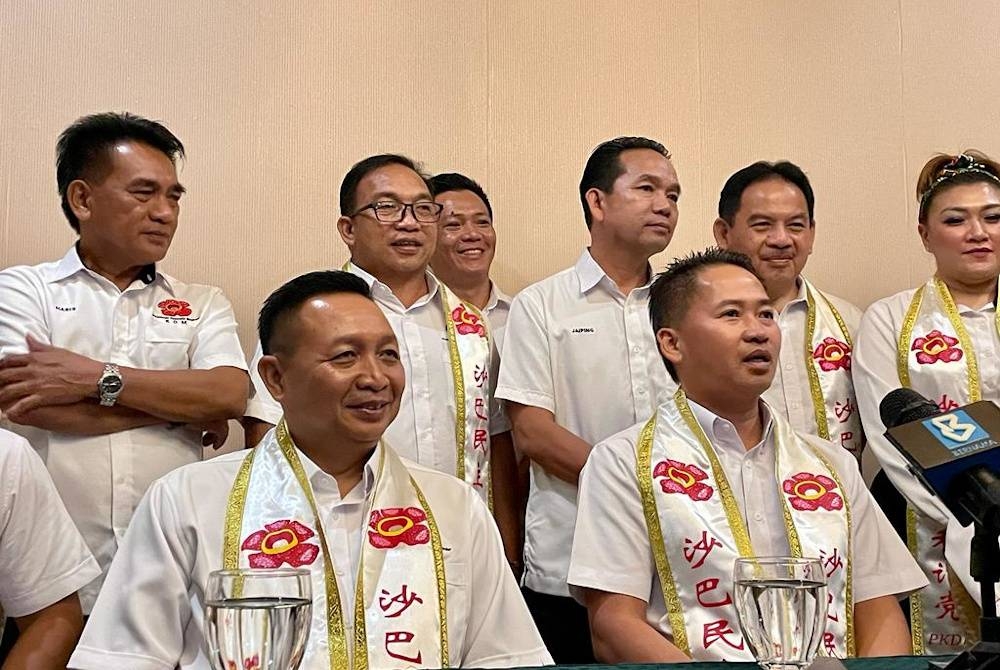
880,388,941,428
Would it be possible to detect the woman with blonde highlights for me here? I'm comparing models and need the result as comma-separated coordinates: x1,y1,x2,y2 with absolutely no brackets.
854,150,1000,656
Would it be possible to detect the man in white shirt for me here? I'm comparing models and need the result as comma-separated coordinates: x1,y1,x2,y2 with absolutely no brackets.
0,428,100,668
428,171,521,575
496,136,678,662
71,270,551,670
243,155,517,559
714,161,864,459
0,112,249,612
568,248,925,662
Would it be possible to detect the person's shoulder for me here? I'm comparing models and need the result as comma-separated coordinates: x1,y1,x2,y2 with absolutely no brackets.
0,258,58,287
154,449,247,493
864,286,920,315
592,419,646,459
812,285,863,321
0,428,37,469
795,430,864,485
514,264,579,300
157,272,228,299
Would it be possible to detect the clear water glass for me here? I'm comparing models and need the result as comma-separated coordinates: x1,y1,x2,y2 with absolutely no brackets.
205,568,312,670
733,556,828,670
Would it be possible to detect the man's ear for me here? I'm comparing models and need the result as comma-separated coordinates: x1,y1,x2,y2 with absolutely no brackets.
584,188,606,227
657,327,682,368
257,355,286,402
67,180,93,225
337,215,356,250
712,217,731,247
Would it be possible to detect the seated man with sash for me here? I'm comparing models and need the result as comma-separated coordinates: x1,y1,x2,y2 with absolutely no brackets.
70,271,551,670
567,248,926,662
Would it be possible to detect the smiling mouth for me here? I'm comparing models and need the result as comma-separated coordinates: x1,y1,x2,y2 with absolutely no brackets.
743,351,773,365
348,399,392,414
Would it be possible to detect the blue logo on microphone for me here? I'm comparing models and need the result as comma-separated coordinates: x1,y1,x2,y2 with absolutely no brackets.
922,410,990,455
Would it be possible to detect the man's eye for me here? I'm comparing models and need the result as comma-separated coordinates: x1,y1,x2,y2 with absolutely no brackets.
380,349,401,360
761,310,776,320
722,309,739,317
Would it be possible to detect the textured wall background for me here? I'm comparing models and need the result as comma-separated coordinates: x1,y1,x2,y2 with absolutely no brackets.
3,0,1000,365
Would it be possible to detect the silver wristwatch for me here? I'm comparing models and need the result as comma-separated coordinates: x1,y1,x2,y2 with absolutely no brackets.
98,363,124,407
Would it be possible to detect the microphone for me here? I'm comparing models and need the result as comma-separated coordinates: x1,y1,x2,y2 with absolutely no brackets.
879,388,1000,535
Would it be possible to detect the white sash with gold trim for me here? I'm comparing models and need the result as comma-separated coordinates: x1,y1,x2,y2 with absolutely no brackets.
438,285,493,503
896,277,989,655
223,421,448,670
637,390,853,661
803,279,864,459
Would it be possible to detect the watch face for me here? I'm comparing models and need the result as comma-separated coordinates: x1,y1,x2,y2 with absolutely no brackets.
102,377,123,394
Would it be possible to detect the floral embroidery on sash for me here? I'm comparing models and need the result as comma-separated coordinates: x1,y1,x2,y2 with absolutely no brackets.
653,459,714,501
368,507,431,549
241,520,319,568
782,473,844,512
912,330,964,365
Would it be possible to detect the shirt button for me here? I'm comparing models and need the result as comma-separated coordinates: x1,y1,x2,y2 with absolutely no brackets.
633,346,641,354
785,364,794,371
637,388,646,395
754,512,764,521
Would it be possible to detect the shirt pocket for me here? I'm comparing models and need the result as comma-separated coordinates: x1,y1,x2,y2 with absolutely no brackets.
443,557,469,659
142,323,193,370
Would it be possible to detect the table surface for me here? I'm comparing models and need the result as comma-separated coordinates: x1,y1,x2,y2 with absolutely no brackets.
507,656,947,670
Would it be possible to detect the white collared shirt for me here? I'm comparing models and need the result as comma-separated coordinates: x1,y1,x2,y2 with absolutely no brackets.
495,249,676,596
762,278,863,437
70,437,552,670
0,428,100,619
245,264,506,474
567,399,927,642
484,283,512,353
0,246,248,611
854,286,1000,600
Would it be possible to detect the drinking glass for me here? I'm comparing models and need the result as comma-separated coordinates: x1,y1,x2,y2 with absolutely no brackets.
205,568,312,670
733,556,828,670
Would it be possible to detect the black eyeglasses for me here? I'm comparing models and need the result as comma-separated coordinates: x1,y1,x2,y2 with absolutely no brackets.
351,200,444,224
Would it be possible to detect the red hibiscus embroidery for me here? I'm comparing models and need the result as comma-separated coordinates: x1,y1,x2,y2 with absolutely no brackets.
226,656,260,670
911,330,963,365
451,304,487,337
812,337,851,372
782,472,843,511
241,520,319,568
653,459,714,501
158,299,192,317
368,507,430,549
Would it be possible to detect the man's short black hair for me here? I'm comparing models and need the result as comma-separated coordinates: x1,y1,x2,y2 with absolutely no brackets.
429,172,493,220
649,247,761,382
579,136,671,229
259,270,372,356
56,112,185,232
717,160,815,226
339,154,429,216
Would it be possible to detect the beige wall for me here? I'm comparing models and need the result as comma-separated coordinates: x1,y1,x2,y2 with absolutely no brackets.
3,0,1000,361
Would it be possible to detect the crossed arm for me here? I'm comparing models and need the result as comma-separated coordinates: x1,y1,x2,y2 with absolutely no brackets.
4,594,86,670
0,335,246,445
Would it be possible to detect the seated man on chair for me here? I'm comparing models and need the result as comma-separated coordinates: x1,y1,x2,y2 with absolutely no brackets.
71,270,551,670
568,248,926,662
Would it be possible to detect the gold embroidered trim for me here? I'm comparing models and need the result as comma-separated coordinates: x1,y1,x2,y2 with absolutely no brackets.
223,447,257,570
674,389,754,557
440,290,468,480
934,277,982,402
636,412,690,655
412,476,450,667
905,506,925,656
809,445,856,657
803,286,856,441
276,420,349,670
897,286,924,389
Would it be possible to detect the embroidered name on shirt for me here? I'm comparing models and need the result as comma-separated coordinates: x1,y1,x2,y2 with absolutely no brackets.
55,305,76,311
571,327,595,333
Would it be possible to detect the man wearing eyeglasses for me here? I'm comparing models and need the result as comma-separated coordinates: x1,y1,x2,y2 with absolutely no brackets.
243,155,515,545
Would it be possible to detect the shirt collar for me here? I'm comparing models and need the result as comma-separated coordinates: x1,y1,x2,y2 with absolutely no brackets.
686,396,774,453
296,441,380,502
45,245,161,288
573,248,653,295
780,276,809,310
346,261,440,309
485,281,512,313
